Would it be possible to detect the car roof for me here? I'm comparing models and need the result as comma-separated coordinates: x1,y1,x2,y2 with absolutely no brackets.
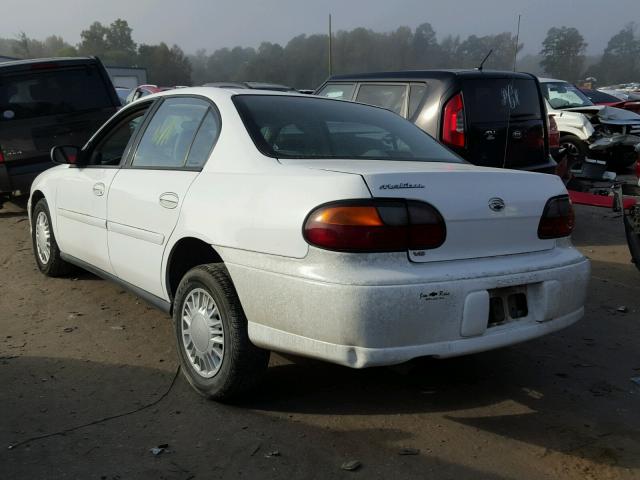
538,77,565,83
326,69,536,82
0,56,100,71
132,86,306,103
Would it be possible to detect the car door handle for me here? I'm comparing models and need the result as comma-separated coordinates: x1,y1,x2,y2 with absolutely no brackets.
93,182,105,196
159,192,179,209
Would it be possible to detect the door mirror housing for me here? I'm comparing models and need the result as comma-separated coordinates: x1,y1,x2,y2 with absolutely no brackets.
51,145,82,165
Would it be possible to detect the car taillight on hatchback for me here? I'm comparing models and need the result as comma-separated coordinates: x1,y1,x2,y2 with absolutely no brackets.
303,200,446,252
538,195,575,239
442,93,465,148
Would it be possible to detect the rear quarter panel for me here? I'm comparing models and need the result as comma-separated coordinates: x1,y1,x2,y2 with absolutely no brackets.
172,164,371,259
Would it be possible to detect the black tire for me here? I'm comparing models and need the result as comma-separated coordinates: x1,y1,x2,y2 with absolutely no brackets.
559,134,588,170
173,263,270,401
31,198,72,277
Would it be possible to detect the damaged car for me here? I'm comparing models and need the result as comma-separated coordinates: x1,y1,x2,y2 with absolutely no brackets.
540,78,640,170
580,88,640,115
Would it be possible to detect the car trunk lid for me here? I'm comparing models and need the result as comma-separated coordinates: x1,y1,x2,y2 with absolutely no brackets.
283,159,565,262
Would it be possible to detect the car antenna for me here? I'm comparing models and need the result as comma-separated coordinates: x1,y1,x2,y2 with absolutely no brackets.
477,49,493,71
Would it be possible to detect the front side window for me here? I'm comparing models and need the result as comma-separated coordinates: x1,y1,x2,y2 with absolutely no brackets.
542,82,593,109
316,83,356,100
87,107,148,166
132,97,211,168
355,84,407,116
234,95,462,163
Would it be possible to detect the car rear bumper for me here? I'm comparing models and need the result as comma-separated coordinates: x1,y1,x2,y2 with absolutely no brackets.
247,307,583,367
223,244,590,367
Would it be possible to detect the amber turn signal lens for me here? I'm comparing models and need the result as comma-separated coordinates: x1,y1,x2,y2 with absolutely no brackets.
304,200,446,253
312,206,384,226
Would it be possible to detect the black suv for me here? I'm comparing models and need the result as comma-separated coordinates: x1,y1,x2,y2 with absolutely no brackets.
0,57,119,202
316,70,556,172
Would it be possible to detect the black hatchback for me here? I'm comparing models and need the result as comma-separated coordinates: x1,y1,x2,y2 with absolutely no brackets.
0,57,119,201
316,70,556,172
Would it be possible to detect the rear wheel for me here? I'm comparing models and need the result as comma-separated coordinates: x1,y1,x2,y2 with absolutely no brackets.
173,263,270,401
31,198,72,277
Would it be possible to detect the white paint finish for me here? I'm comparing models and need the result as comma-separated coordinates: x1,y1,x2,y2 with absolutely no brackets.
107,221,165,246
538,280,563,321
177,167,370,260
227,248,590,350
107,169,198,298
55,167,119,273
29,88,592,368
58,208,106,229
285,159,563,262
248,308,584,368
461,291,490,337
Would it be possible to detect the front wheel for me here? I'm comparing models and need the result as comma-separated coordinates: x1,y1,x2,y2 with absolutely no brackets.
173,264,270,401
31,198,72,277
559,135,588,171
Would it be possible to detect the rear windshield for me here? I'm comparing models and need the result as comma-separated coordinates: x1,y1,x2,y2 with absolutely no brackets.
582,89,621,104
0,65,113,121
233,95,463,163
463,78,542,123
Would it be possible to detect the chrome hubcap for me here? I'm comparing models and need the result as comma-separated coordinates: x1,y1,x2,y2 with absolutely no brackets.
35,211,51,264
181,288,224,378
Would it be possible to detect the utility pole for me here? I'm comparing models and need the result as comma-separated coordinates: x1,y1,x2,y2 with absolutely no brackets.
328,14,333,76
513,14,521,71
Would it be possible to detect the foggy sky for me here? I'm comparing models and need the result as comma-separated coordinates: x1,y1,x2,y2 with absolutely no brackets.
1,0,638,56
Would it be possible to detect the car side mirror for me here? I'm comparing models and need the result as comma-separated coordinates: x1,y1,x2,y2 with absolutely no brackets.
51,145,82,165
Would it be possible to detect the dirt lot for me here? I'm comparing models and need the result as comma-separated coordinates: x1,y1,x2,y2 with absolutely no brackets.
1,196,639,480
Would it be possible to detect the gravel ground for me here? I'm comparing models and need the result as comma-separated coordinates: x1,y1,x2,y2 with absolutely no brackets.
1,195,639,480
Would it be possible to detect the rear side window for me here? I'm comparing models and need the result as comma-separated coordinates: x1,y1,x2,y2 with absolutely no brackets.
132,97,209,168
463,78,542,123
355,84,407,116
0,65,113,121
316,83,355,100
233,95,462,163
185,110,220,168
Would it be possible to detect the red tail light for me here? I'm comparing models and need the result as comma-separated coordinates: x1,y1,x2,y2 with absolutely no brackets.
538,195,575,239
0,147,4,164
635,156,640,180
303,200,446,252
548,114,560,149
442,93,465,148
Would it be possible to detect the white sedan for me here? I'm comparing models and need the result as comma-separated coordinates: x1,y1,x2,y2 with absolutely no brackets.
29,88,590,400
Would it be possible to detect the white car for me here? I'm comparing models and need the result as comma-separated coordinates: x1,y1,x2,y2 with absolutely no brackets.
29,88,590,400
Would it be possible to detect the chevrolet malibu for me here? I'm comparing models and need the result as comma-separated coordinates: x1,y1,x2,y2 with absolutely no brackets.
29,88,590,400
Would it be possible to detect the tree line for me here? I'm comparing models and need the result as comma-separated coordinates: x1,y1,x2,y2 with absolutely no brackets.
0,19,191,85
1,19,638,88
